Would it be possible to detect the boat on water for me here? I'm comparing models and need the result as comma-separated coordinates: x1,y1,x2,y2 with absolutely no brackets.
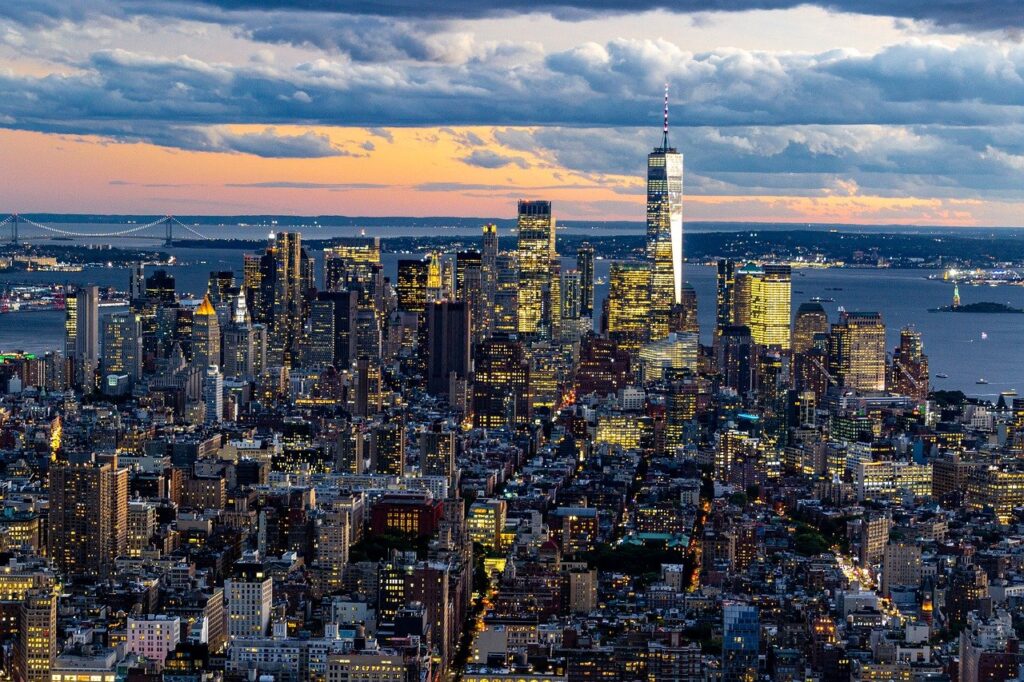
936,373,949,379
810,296,835,303
977,378,989,385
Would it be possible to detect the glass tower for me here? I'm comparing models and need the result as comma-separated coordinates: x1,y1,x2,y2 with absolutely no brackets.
647,87,684,339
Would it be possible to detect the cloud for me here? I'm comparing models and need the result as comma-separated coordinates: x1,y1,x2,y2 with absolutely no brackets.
209,127,348,157
460,149,530,169
3,1,1023,33
223,181,388,189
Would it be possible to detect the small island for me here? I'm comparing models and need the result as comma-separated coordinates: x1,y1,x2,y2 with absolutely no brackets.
929,301,1024,313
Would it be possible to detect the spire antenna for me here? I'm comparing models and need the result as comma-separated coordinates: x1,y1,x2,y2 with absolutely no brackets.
662,82,669,149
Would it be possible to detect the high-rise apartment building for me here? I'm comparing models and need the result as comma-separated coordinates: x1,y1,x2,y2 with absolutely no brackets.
576,242,595,318
225,559,273,639
481,224,499,333
48,453,128,578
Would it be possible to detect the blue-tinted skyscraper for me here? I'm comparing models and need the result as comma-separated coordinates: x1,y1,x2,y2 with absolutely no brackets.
723,602,759,682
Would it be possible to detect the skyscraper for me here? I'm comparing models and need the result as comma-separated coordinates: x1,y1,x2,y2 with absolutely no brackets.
323,237,381,292
48,453,128,578
306,299,336,367
889,326,929,400
715,259,736,341
473,338,530,429
717,325,754,395
397,259,429,314
203,365,223,425
828,311,887,392
102,313,142,385
607,262,652,355
270,232,304,367
145,269,176,302
191,293,221,368
749,264,792,349
516,200,556,339
129,262,145,301
425,301,471,397
576,242,595,318
316,290,359,370
481,223,499,333
647,88,684,339
74,285,99,390
793,302,829,355
493,253,519,336
456,250,486,344
63,290,77,358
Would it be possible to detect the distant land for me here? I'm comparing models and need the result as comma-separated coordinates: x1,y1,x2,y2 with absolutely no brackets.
171,229,1024,269
928,302,1024,313
15,214,1024,237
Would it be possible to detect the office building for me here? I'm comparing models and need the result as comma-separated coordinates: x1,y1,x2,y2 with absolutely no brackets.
145,269,176,302
749,264,792,349
516,200,557,338
191,293,221,369
101,312,142,385
306,299,336,367
607,261,652,355
828,311,887,392
646,92,685,340
473,338,530,429
270,231,306,367
397,259,429,314
791,303,828,356
74,285,100,389
425,300,471,397
457,250,487,343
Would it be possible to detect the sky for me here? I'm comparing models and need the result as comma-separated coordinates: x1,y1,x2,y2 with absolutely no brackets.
3,2,1024,225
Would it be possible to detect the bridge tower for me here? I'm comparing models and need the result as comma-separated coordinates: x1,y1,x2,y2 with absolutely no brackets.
10,214,17,246
164,216,173,247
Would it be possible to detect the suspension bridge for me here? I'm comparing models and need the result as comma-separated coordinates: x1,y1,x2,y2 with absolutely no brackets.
0,215,210,247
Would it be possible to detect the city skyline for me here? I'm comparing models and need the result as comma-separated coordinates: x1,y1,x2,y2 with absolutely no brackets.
2,3,1024,225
